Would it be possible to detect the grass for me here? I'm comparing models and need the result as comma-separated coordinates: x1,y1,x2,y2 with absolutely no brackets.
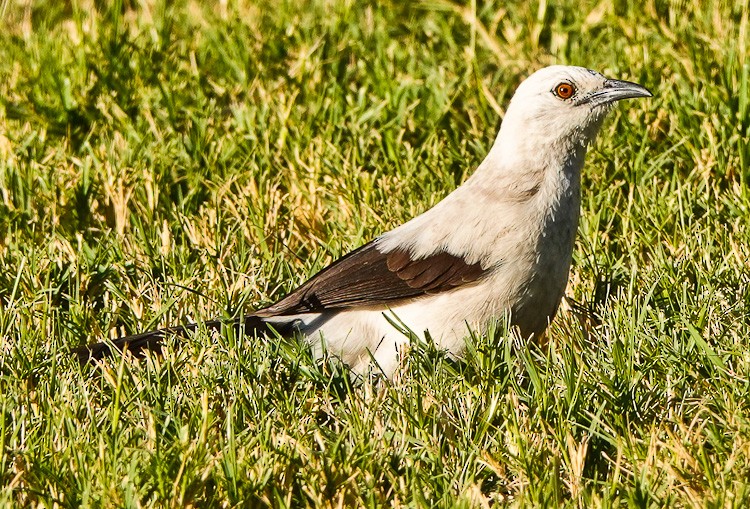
0,0,749,506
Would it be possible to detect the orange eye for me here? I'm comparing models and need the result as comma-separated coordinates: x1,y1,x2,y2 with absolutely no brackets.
554,82,576,99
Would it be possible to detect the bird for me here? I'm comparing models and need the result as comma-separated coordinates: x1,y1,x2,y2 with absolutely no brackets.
75,65,652,377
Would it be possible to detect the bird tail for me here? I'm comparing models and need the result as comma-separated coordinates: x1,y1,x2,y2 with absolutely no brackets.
73,315,274,364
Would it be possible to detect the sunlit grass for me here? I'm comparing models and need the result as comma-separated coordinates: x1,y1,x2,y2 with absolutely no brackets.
0,0,748,506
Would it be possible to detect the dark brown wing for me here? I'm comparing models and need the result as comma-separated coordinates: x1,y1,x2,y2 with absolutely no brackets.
74,242,487,363
257,241,487,316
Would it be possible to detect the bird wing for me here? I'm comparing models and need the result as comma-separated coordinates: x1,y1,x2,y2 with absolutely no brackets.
256,240,487,316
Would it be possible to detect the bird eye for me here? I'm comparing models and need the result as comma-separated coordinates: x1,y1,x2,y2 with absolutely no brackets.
554,82,576,99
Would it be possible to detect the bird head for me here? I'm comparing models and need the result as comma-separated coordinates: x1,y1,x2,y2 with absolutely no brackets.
499,65,652,152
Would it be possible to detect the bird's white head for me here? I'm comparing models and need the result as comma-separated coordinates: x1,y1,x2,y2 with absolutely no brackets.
497,65,652,154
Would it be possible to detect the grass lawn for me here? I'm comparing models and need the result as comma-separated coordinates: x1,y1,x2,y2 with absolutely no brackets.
1,0,749,506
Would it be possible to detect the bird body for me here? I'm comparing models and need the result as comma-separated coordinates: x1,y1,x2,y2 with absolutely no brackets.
76,65,651,377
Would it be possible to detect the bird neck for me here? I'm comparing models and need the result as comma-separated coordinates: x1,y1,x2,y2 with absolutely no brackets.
464,121,590,207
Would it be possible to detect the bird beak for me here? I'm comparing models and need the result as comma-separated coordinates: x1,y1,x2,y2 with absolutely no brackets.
602,79,653,101
577,78,653,106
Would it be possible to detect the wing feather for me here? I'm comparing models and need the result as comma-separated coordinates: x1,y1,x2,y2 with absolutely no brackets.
257,241,488,316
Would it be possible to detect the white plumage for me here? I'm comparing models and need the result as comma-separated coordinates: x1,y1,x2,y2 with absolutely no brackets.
78,65,652,378
257,66,651,376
